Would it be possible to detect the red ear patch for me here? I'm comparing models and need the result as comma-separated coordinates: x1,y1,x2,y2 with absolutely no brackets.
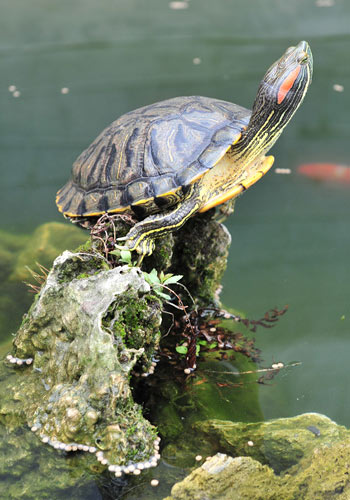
277,65,301,104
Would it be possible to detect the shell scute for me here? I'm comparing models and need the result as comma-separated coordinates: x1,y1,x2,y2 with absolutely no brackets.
56,96,251,216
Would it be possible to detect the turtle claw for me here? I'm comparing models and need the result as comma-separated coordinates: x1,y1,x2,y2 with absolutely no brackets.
113,242,127,251
113,233,155,266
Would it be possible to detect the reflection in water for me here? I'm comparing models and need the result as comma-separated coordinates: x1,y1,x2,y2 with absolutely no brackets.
1,0,350,497
298,163,350,183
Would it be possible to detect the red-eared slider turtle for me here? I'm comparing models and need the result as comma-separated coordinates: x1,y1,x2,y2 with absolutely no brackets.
56,41,312,261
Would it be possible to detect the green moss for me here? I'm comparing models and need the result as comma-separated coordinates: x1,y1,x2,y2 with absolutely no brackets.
74,239,93,253
4,253,163,469
76,273,90,280
56,251,109,284
170,215,231,307
103,294,161,367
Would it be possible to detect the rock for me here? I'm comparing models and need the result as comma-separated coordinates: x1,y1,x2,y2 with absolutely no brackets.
164,453,280,500
116,208,232,307
193,413,348,473
165,414,350,499
10,222,86,281
288,439,350,499
0,423,102,500
171,213,231,307
4,251,162,468
166,428,350,499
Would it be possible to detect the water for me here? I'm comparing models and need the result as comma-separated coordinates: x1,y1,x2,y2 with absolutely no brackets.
1,0,350,497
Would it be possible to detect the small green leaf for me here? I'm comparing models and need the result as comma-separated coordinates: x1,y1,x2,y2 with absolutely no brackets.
341,315,346,321
164,275,183,285
109,249,121,257
162,272,174,282
196,345,201,355
208,342,218,349
198,340,208,346
149,268,160,284
176,345,188,354
120,250,132,263
143,269,160,285
154,290,172,300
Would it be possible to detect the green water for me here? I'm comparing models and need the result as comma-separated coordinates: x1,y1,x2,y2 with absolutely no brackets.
1,0,350,498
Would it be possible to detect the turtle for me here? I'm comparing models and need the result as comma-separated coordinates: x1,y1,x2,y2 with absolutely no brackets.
56,41,312,262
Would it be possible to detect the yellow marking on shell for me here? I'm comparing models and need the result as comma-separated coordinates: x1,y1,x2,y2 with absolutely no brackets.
132,197,154,206
167,129,176,163
107,205,130,214
116,133,130,180
154,186,182,198
55,194,65,213
189,169,209,184
56,188,130,217
61,205,130,218
199,155,274,213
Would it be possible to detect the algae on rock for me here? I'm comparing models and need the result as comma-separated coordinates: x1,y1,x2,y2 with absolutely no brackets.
170,212,231,306
165,413,350,500
164,453,280,500
6,250,162,467
1,205,234,493
193,412,349,473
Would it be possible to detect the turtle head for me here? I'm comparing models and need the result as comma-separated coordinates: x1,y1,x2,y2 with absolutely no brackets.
247,41,313,154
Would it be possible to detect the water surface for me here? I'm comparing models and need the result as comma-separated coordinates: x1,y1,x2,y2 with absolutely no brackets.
1,0,350,497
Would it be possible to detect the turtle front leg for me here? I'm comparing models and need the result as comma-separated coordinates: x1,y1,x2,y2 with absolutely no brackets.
117,185,201,263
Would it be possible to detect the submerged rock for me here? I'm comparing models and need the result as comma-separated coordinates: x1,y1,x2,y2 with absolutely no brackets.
166,413,350,500
4,251,162,470
10,222,86,281
0,223,86,340
164,453,279,500
0,422,103,500
0,207,234,495
193,412,348,473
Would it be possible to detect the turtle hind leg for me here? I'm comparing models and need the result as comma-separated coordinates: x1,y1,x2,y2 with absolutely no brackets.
117,184,200,262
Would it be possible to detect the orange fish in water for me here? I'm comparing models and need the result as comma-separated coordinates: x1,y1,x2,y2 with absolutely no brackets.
297,163,350,183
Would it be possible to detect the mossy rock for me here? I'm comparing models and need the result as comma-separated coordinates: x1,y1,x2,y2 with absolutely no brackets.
10,222,87,282
5,251,162,468
286,439,350,499
150,351,263,468
193,413,349,474
164,453,281,500
165,420,350,500
171,214,231,307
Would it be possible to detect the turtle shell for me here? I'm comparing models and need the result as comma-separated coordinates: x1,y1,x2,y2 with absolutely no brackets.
56,96,251,218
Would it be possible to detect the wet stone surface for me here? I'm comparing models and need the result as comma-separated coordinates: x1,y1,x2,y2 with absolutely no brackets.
3,251,162,470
